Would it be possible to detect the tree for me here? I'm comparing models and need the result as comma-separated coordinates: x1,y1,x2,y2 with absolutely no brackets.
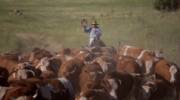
154,0,178,11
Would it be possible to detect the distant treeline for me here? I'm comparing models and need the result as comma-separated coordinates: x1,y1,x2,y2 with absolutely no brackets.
154,0,179,11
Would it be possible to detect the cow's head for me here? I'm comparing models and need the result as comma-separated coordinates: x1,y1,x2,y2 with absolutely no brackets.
169,64,178,83
102,72,123,100
154,50,163,58
9,62,36,80
145,60,153,75
94,56,116,73
137,80,158,100
35,57,50,72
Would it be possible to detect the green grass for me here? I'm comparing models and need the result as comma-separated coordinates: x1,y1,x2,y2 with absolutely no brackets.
0,0,180,65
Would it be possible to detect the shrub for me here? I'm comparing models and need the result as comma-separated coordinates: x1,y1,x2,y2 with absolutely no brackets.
154,0,178,11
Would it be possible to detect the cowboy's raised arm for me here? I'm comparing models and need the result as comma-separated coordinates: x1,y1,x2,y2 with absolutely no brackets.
81,18,91,33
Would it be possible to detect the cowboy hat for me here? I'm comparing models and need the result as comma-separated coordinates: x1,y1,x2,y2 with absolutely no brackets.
91,20,99,25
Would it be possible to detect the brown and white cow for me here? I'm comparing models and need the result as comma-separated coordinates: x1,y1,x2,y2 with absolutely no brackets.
92,55,117,73
117,56,143,76
2,78,39,100
28,48,53,66
118,45,163,59
102,71,134,100
59,58,85,94
118,45,163,75
34,78,75,100
8,62,40,80
154,59,178,83
6,77,75,100
3,86,35,100
35,56,61,79
77,81,112,100
79,62,104,93
135,79,176,100
0,53,19,75
118,45,143,58
154,59,180,100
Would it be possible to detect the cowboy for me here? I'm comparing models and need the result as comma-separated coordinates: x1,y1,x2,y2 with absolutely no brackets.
81,19,102,47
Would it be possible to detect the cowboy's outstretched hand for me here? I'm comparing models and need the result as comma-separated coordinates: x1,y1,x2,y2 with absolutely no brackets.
81,18,88,27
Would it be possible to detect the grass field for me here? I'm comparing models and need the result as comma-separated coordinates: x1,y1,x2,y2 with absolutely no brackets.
0,0,180,65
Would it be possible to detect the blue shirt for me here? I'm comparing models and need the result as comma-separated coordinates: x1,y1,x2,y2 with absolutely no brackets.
84,26,102,38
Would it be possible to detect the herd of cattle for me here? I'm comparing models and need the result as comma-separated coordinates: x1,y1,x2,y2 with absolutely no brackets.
0,45,179,100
